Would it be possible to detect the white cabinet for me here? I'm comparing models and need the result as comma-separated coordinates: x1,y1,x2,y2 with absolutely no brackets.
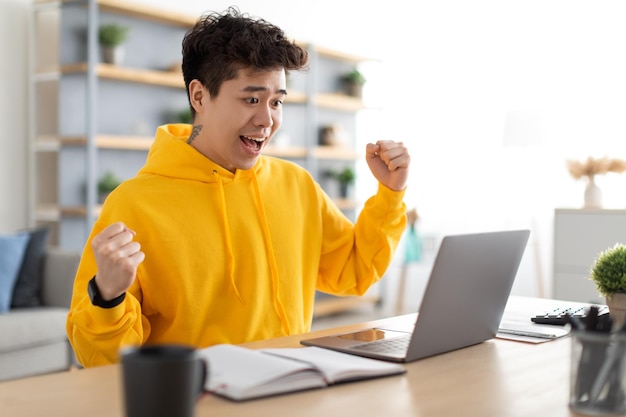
553,208,626,303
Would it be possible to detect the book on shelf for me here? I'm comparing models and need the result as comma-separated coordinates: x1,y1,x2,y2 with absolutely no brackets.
198,344,406,401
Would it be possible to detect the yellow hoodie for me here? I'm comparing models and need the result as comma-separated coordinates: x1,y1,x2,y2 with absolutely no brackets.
66,124,406,367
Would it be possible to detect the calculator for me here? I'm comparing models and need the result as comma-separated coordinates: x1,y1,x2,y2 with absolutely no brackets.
531,305,610,326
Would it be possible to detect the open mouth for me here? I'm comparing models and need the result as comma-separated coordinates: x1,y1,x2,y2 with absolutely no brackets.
240,135,265,152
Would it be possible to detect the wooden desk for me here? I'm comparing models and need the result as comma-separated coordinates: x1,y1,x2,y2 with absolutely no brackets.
0,297,586,417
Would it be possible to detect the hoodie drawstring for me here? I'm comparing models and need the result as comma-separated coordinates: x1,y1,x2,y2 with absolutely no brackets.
250,171,292,335
213,170,244,304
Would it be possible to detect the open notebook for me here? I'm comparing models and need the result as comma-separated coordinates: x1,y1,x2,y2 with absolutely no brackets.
302,229,530,362
199,344,405,401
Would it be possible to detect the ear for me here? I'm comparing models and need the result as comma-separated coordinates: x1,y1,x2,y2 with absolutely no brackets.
189,79,206,114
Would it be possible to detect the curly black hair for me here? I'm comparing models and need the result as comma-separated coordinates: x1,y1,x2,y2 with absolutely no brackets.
182,7,308,102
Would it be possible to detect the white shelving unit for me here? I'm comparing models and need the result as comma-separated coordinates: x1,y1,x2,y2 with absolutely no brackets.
29,0,379,316
30,0,194,248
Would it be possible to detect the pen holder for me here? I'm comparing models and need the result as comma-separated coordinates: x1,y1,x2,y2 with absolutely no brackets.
570,330,626,416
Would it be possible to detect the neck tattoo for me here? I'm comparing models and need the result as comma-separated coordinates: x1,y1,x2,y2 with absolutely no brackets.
187,124,203,144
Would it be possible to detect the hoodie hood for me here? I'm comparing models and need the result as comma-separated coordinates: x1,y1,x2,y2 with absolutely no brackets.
140,124,239,183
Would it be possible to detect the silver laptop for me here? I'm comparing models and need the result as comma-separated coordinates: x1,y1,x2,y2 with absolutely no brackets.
301,229,530,362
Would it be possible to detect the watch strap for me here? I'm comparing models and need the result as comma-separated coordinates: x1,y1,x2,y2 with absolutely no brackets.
88,276,126,308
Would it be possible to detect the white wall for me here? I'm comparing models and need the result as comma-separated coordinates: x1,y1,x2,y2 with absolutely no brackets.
4,0,626,298
0,0,30,232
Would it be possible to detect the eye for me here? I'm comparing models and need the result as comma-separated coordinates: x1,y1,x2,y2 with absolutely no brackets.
272,99,284,107
245,97,259,104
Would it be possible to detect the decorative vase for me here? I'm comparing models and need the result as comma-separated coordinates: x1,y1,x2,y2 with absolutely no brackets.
101,45,125,65
404,225,422,263
584,176,602,209
606,292,626,328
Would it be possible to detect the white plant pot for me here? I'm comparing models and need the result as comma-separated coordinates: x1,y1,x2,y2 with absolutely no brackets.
606,293,626,328
101,45,125,66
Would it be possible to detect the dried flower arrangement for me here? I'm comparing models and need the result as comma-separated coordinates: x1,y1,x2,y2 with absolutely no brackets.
566,156,626,181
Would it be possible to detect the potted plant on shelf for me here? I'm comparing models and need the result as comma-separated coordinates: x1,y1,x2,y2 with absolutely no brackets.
98,23,130,65
590,243,626,327
341,69,366,98
326,167,355,198
97,171,122,204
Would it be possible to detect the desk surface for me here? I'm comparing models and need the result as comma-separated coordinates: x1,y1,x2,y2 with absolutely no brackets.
1,296,590,417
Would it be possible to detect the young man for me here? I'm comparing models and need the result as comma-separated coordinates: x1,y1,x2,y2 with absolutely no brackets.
66,8,410,367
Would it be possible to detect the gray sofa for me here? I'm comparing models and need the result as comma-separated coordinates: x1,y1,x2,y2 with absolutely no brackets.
0,248,80,381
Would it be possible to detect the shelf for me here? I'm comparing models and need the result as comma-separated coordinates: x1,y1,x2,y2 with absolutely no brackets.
305,43,375,64
313,295,379,318
35,204,62,222
36,135,153,151
285,90,307,104
34,135,62,152
312,146,360,160
263,146,360,160
61,206,93,218
98,0,196,27
61,63,185,89
263,146,308,159
286,92,363,109
333,198,359,211
35,204,103,221
95,135,153,150
36,0,196,28
314,93,366,112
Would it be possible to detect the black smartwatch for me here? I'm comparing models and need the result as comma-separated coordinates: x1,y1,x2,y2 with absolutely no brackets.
87,276,126,308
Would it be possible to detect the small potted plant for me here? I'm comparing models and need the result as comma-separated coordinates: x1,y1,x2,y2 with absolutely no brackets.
326,167,355,198
590,243,626,327
341,69,366,98
98,23,130,65
97,171,122,204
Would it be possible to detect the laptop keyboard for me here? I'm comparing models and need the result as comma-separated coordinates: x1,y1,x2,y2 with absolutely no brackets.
352,334,411,354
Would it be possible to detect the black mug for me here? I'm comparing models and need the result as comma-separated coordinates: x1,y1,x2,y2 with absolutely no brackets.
121,344,207,417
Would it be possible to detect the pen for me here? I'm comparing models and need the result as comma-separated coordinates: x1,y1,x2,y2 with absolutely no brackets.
585,306,599,331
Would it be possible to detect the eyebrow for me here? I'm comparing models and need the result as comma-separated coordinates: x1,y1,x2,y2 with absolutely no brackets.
242,86,288,95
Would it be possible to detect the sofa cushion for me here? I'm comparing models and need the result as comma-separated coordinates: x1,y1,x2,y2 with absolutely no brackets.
0,233,30,313
41,249,81,308
0,340,72,382
0,307,69,352
11,227,50,308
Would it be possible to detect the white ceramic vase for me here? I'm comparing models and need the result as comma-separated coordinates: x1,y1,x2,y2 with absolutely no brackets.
584,176,602,209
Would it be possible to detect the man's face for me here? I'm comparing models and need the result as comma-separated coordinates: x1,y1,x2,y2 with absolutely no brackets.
193,67,287,172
